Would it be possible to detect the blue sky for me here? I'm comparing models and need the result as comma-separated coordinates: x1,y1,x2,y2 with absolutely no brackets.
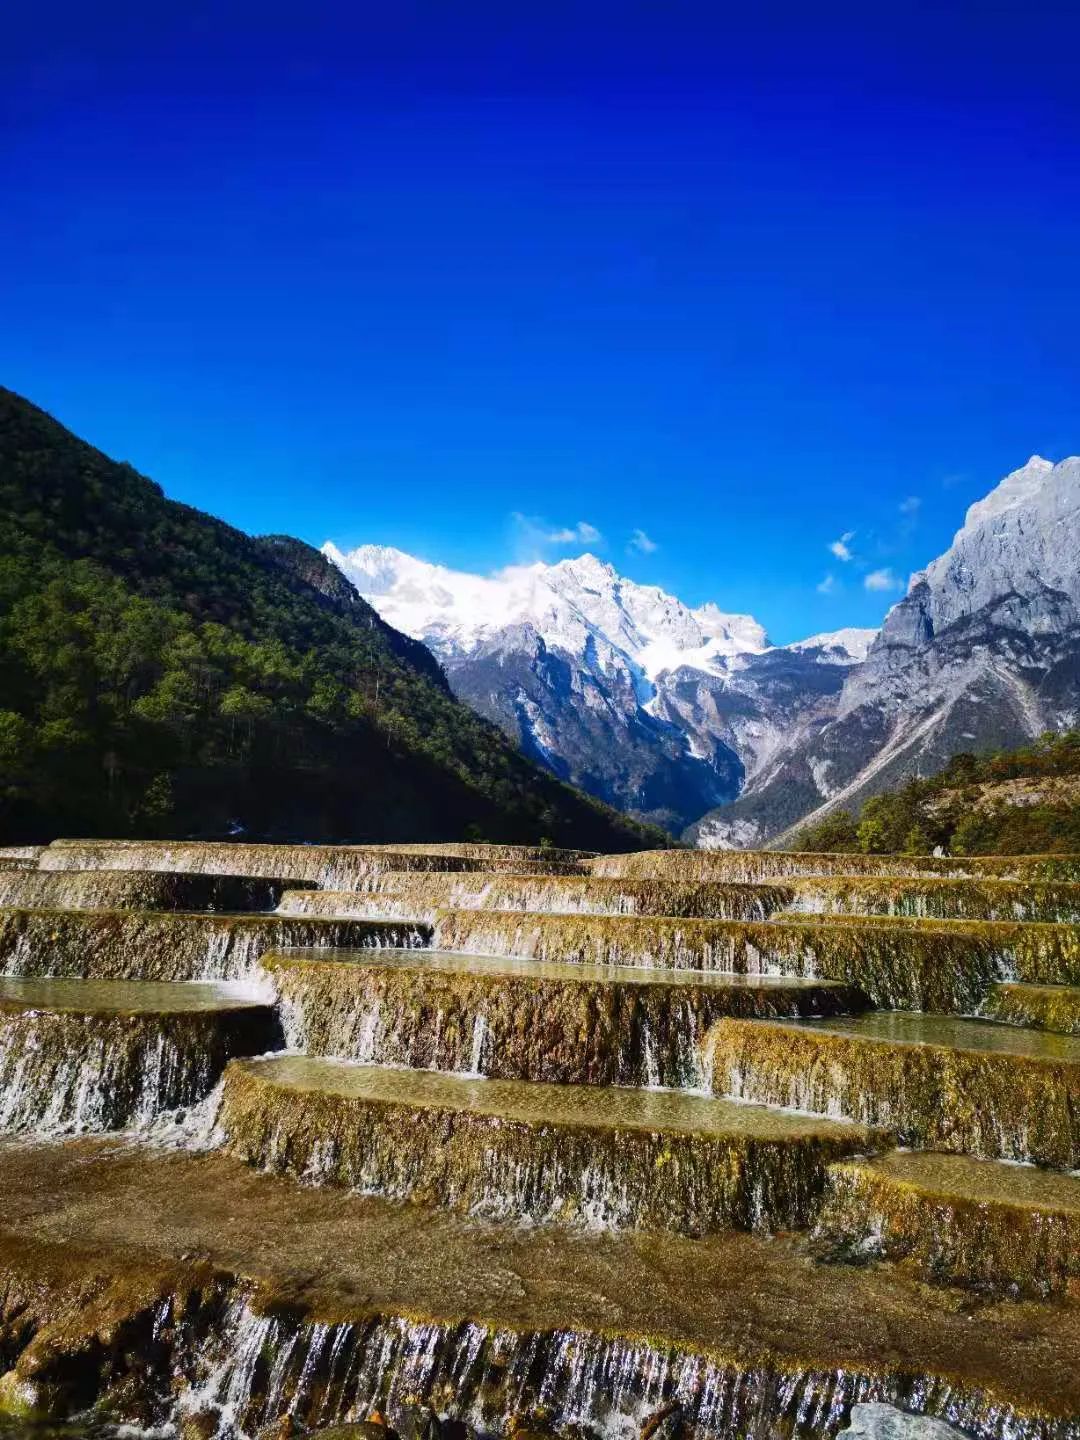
3,2,1078,642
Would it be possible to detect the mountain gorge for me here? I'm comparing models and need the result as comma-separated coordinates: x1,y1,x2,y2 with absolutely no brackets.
328,454,1080,846
326,543,874,834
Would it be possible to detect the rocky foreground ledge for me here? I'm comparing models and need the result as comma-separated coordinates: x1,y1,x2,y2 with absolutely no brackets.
0,1140,1077,1440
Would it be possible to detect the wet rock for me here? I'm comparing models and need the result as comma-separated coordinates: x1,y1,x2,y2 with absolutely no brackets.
838,1404,970,1440
308,1423,400,1440
0,1371,43,1419
641,1402,683,1440
399,1402,442,1440
183,1407,223,1440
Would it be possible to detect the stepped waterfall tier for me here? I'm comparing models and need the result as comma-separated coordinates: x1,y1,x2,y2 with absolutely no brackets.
0,977,278,1133
591,848,1080,884
703,1014,1080,1167
0,868,306,912
266,948,862,1086
220,1056,877,1232
276,872,796,922
431,909,1022,1009
0,907,429,981
0,837,1077,1440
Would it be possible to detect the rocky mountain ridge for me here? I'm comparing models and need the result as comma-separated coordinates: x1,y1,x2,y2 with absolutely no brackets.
692,455,1080,847
325,543,874,834
326,452,1079,844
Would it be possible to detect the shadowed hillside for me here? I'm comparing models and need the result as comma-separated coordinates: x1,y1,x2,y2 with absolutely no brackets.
0,388,666,850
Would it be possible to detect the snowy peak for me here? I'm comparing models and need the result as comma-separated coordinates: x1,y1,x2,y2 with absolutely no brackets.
324,541,772,681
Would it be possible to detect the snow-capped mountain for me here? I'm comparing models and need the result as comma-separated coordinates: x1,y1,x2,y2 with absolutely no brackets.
691,454,1080,848
324,543,873,833
324,546,769,675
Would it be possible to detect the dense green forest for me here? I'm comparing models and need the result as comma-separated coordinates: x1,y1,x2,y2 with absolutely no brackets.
0,388,666,849
792,731,1080,855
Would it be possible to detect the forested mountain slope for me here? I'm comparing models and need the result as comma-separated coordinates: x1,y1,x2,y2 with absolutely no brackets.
0,388,664,849
792,730,1080,856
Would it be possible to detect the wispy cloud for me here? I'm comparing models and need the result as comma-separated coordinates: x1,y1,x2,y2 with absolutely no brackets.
628,528,658,555
865,567,903,593
511,512,605,559
546,520,603,544
829,530,855,562
898,496,921,515
817,574,838,595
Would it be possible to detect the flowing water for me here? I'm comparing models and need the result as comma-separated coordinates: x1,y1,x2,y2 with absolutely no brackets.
0,977,279,1134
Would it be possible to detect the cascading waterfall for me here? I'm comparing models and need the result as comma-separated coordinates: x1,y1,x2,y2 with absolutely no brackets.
276,874,796,923
219,1059,873,1234
780,877,1080,925
590,849,1080,885
431,910,1015,1010
0,909,430,982
38,840,586,885
0,868,296,913
171,1295,1062,1440
263,953,852,1089
0,1003,277,1135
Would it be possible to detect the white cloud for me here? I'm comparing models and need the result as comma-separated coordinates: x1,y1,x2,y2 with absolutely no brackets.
628,528,658,554
816,574,837,595
829,530,855,562
865,567,903,592
898,495,921,515
545,520,603,545
511,513,604,553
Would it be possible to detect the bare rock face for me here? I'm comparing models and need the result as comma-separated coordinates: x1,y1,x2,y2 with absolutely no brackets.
693,455,1080,847
839,1403,970,1440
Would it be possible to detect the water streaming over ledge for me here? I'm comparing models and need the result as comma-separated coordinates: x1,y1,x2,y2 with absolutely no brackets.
1,836,1078,1439
267,948,861,1088
0,868,298,912
38,841,587,885
276,874,794,923
219,1058,876,1234
0,980,279,1134
590,849,1080,884
171,1295,1071,1440
0,909,430,982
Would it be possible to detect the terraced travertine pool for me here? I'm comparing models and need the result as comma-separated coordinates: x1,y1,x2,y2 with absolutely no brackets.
0,838,1077,1440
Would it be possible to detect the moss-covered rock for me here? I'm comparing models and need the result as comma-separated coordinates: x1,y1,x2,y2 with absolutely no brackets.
817,1151,1080,1297
980,982,1080,1036
591,850,1080,884
277,874,796,924
0,868,303,913
0,907,429,982
0,980,278,1133
220,1057,879,1234
0,1142,1078,1439
703,1015,1080,1168
771,913,1080,987
39,840,585,884
265,949,864,1087
433,910,1007,1011
783,876,1080,924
